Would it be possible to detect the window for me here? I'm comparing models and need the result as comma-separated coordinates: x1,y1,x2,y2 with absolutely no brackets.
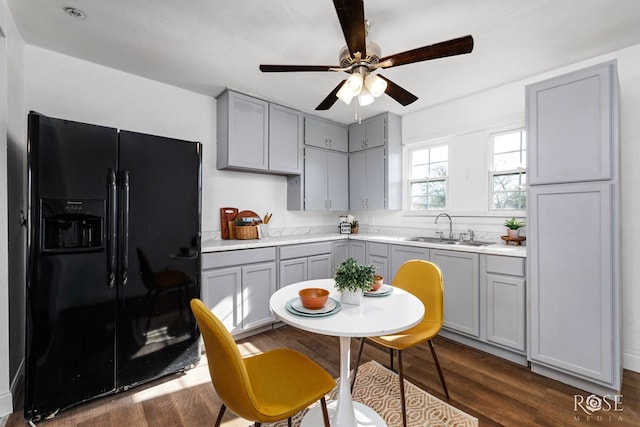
490,129,526,210
408,144,448,211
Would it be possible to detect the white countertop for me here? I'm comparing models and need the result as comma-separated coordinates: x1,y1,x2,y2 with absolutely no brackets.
202,232,526,257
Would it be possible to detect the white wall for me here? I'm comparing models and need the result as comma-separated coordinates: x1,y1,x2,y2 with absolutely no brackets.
0,0,25,416
364,44,640,372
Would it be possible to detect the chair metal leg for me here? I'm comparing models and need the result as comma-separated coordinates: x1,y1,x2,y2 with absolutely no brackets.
320,397,331,426
255,423,261,427
351,337,365,392
397,350,407,427
428,339,450,399
214,404,226,427
287,417,292,427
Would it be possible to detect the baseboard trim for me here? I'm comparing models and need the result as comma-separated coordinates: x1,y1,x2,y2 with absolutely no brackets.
623,351,640,373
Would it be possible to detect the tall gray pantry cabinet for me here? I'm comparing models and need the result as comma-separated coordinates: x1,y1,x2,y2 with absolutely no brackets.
526,60,621,397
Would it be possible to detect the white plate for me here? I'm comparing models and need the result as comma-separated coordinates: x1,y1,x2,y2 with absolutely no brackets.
291,297,337,314
364,284,393,297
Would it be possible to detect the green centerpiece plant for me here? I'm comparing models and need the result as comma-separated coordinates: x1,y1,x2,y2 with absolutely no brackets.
334,258,376,305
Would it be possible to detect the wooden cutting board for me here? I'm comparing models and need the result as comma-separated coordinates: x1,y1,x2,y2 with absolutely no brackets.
220,207,238,240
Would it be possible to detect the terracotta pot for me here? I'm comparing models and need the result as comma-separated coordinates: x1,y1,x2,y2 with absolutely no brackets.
507,229,520,238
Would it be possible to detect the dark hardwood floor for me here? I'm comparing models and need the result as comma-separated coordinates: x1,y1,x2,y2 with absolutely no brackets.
5,325,639,426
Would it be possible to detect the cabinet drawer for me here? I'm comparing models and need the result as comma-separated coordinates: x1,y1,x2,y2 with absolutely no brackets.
279,242,333,260
485,255,525,277
367,242,389,257
203,247,276,269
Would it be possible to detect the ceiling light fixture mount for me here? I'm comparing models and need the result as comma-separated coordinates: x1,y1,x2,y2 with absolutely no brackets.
63,7,87,20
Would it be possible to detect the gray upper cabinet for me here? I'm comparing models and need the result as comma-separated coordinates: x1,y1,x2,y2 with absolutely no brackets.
305,116,348,152
288,116,349,211
297,147,348,211
217,90,302,175
526,61,616,185
217,90,269,172
269,103,303,174
348,112,402,211
348,115,385,152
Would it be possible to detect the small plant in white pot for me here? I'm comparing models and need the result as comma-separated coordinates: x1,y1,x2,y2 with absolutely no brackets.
334,258,376,305
504,217,524,238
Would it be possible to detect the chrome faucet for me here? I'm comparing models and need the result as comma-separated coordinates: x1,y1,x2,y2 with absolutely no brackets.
467,228,475,241
435,213,453,239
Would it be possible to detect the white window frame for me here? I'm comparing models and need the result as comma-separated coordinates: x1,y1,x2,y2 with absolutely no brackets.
489,128,526,212
405,141,449,213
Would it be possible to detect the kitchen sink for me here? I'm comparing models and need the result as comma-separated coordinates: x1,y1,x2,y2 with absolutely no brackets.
406,236,493,247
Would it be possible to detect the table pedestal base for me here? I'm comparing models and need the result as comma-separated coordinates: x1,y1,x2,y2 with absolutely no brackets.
301,400,387,427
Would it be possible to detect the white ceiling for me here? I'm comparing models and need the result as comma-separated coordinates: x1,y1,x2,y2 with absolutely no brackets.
8,0,640,124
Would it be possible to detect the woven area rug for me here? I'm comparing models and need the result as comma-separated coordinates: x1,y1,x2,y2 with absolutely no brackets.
268,360,478,427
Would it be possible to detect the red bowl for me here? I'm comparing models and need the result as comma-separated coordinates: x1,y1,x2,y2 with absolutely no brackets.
298,288,329,309
370,275,384,291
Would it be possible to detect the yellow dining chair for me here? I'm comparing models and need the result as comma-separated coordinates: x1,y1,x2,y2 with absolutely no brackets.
351,260,449,427
190,298,334,427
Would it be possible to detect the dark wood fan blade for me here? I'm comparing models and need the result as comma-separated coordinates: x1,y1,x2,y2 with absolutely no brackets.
260,64,338,72
379,35,474,68
378,75,418,106
333,0,366,57
316,80,347,110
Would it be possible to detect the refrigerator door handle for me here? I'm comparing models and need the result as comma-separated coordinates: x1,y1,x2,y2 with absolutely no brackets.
120,170,130,287
108,169,117,288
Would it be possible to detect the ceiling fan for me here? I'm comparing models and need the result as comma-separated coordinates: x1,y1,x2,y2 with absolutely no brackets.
259,0,474,111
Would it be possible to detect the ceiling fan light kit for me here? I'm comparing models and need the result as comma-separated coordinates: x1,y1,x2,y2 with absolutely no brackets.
259,0,474,115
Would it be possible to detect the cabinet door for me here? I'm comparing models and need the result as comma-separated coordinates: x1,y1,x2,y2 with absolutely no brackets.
486,274,525,352
242,262,276,330
528,182,616,384
304,147,328,210
308,254,333,280
349,241,366,264
349,122,366,152
390,245,429,281
526,61,616,184
305,117,348,152
365,116,385,149
327,150,349,211
349,150,366,209
227,92,269,170
269,104,302,174
431,250,480,337
279,258,307,288
365,146,386,210
201,267,242,333
333,241,349,270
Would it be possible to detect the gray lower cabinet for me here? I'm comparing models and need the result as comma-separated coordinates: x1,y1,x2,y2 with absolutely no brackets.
333,240,349,270
431,249,480,338
349,241,366,264
390,244,430,280
366,242,389,281
279,242,333,287
201,248,277,335
482,255,526,353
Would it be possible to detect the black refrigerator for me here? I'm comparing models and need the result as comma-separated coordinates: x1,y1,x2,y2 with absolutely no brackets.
25,112,202,420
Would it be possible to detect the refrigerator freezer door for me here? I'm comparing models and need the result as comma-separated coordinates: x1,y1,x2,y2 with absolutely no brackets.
116,131,201,388
25,113,118,420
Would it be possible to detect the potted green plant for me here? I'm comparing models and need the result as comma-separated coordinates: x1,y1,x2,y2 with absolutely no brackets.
350,220,359,234
504,217,524,239
334,257,376,305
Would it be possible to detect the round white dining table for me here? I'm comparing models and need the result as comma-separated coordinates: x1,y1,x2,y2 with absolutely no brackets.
269,279,425,427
